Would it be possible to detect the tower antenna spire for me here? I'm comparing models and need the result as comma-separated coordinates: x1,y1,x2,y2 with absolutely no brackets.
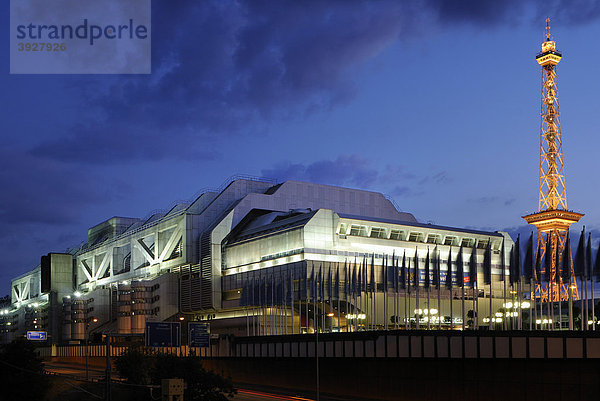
523,21,583,308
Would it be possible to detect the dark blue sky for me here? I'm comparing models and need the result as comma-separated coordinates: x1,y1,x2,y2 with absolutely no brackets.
3,1,600,293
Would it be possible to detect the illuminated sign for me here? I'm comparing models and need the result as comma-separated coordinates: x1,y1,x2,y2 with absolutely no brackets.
27,331,47,341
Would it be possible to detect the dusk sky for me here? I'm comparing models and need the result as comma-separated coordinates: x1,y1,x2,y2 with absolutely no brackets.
3,1,600,293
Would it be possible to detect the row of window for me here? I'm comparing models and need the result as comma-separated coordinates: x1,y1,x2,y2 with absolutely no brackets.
117,307,160,316
340,223,495,249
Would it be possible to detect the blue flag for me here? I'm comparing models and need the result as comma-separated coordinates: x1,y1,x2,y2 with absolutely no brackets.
334,266,340,300
445,247,453,289
456,245,464,287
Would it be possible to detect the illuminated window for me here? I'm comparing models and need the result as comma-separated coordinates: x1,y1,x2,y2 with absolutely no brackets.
349,225,368,237
476,239,489,249
461,238,475,247
390,229,406,241
370,227,387,239
444,236,458,246
408,232,424,243
426,234,441,244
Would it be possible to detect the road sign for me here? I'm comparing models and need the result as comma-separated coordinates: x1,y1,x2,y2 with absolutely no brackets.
26,331,47,341
145,322,180,347
189,322,210,347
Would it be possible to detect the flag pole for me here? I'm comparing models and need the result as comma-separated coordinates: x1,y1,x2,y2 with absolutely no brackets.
437,251,441,330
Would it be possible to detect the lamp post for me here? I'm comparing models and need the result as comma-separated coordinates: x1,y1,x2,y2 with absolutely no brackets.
85,317,98,380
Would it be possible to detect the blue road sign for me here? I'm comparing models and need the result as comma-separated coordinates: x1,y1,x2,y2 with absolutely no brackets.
26,331,47,341
145,322,180,347
189,322,210,347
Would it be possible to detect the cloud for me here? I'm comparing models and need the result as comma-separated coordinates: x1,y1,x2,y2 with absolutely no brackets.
261,154,450,197
29,0,600,163
0,149,113,226
262,154,378,188
32,1,414,162
0,149,128,291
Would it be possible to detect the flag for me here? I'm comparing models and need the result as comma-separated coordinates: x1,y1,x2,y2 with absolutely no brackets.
343,261,348,299
351,265,357,296
523,234,534,281
483,240,492,285
240,280,248,307
594,241,600,283
301,271,307,300
554,238,561,285
544,235,553,283
510,235,522,284
433,247,440,289
424,248,431,289
287,271,294,304
445,247,453,289
456,245,464,288
384,255,390,292
561,232,572,282
367,253,375,292
334,266,340,300
357,264,362,296
469,245,477,288
586,233,593,280
270,274,275,306
276,276,283,305
535,238,542,282
400,251,407,290
574,227,586,278
319,265,324,301
499,239,507,283
413,247,420,289
310,267,316,302
393,253,399,292
328,266,333,300
261,277,267,306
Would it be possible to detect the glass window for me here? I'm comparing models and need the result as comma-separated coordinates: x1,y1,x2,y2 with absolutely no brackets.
408,232,424,243
370,227,387,239
461,238,475,247
349,225,368,237
477,239,489,249
426,234,441,244
390,229,405,241
338,223,348,235
444,236,457,246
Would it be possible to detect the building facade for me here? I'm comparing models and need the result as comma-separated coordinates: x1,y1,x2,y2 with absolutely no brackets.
4,178,517,344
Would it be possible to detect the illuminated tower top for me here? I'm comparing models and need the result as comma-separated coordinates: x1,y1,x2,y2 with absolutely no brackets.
534,17,567,212
536,18,562,67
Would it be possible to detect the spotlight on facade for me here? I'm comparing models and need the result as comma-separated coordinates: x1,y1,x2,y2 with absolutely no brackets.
327,312,334,317
74,291,82,298
179,316,185,321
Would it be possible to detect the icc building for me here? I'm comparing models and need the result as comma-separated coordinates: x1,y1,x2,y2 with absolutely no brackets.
3,177,516,344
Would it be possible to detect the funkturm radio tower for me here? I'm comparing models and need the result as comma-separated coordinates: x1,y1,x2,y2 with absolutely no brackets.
523,19,583,302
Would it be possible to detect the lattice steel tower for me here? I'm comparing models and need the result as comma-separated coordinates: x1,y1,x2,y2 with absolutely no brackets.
523,19,583,302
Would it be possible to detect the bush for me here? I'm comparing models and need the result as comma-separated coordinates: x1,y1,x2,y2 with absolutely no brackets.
115,348,236,401
0,338,49,401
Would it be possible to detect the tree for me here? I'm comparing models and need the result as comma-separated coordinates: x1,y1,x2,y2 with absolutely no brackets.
114,346,154,385
115,348,236,401
0,338,49,401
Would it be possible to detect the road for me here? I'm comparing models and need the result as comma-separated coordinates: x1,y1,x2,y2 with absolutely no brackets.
43,361,321,401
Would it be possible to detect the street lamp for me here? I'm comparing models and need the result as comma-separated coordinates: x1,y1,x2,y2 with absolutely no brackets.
85,317,98,380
